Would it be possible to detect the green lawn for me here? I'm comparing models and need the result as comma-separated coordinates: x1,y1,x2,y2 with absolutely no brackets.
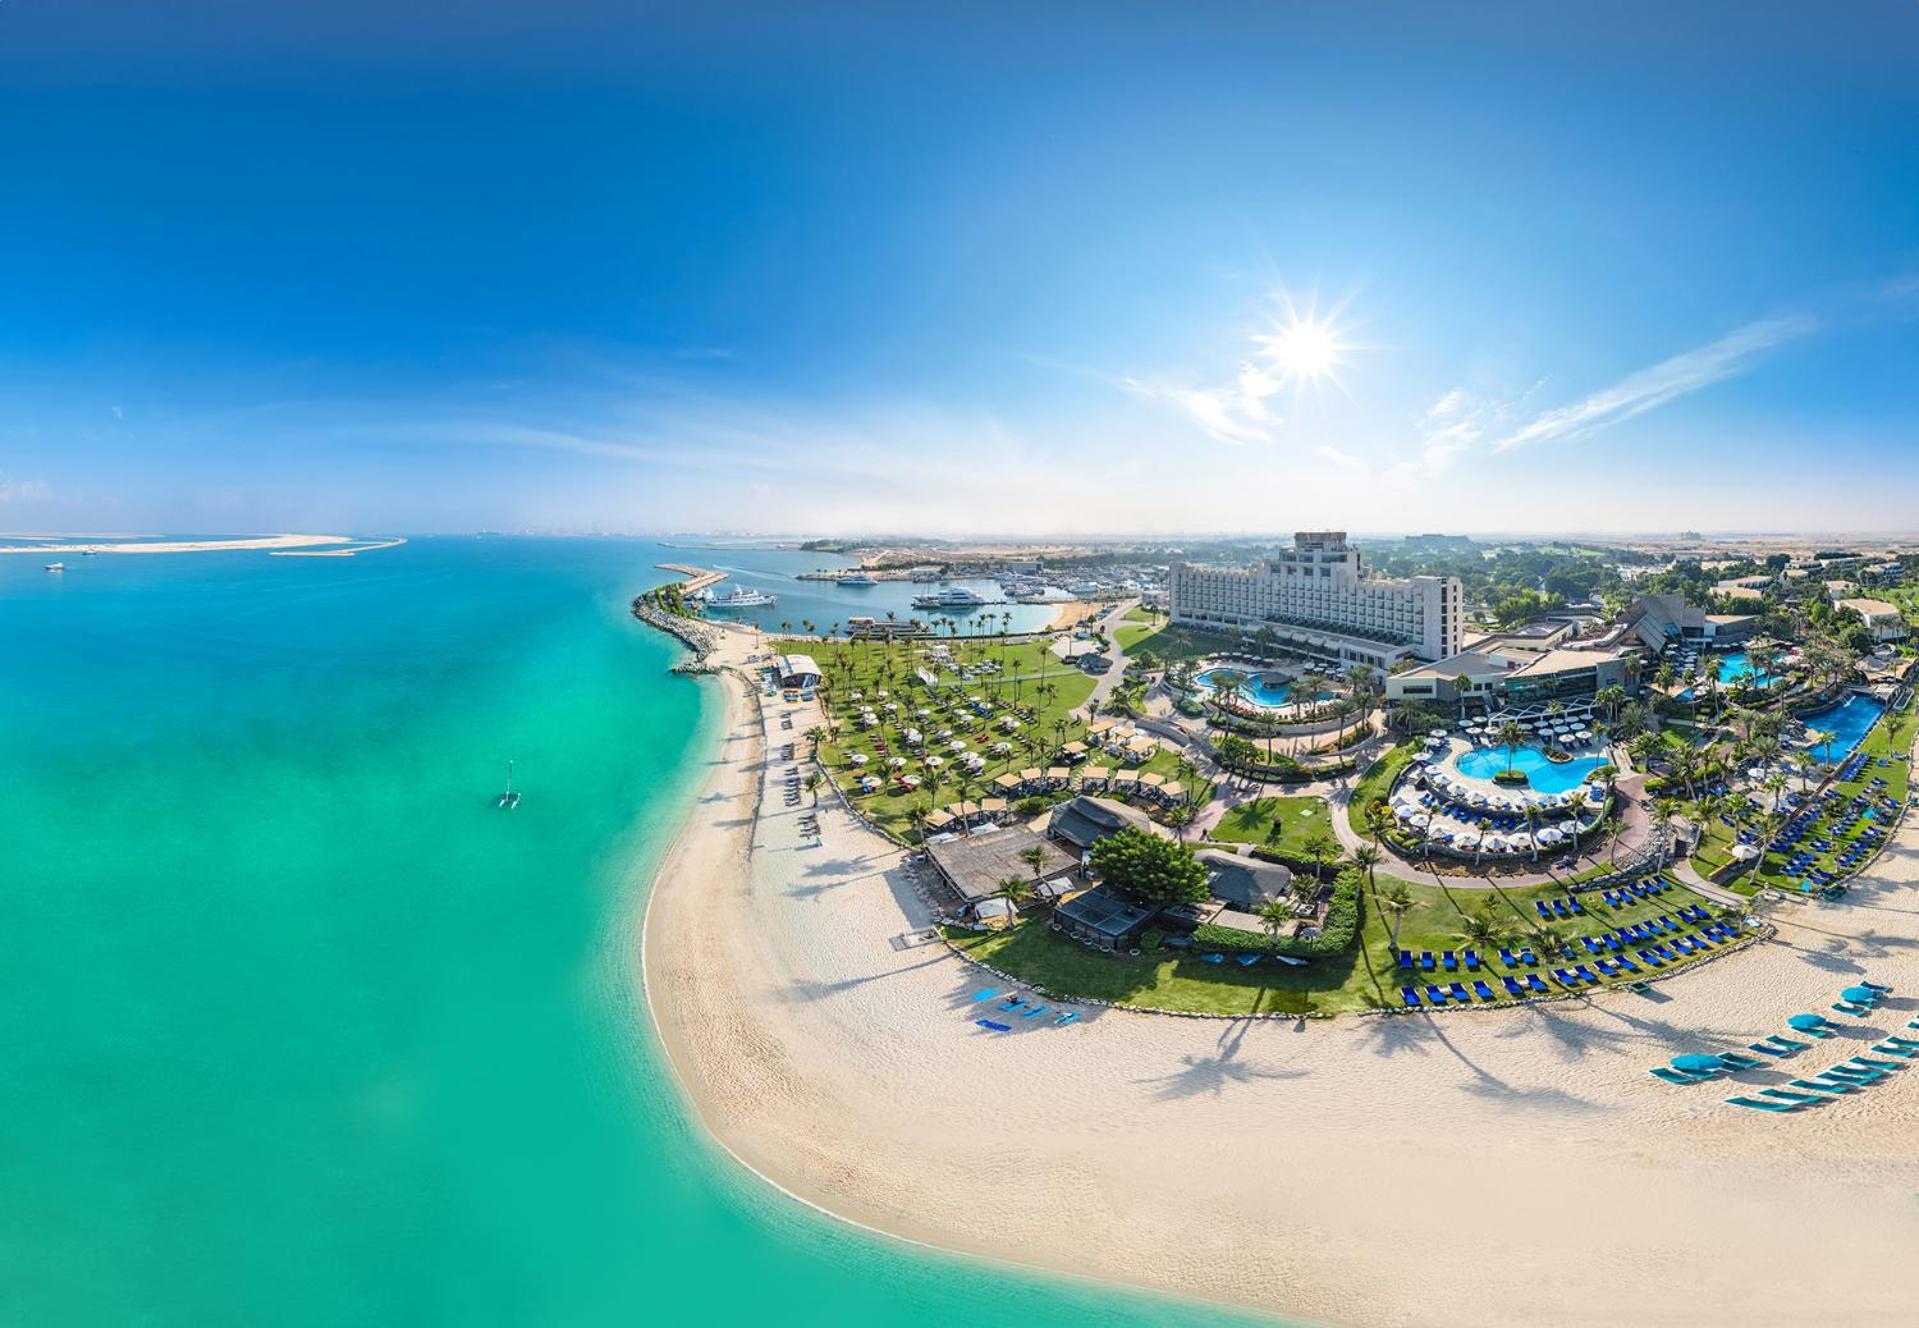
1692,699,1918,895
784,634,1175,839
1114,622,1242,662
952,867,1739,1016
1212,795,1337,859
1348,742,1417,835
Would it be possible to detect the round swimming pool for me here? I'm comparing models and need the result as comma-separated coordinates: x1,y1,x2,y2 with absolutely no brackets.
1453,744,1608,794
1194,668,1331,709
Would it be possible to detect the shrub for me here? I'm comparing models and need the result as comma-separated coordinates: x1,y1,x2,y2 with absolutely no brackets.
1139,928,1166,951
1191,867,1362,959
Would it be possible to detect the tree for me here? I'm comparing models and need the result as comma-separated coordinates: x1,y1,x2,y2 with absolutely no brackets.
1304,831,1340,886
1457,904,1509,953
1017,843,1051,888
995,875,1033,923
1495,720,1528,777
1088,827,1209,907
1255,897,1292,948
1376,880,1415,950
804,771,822,804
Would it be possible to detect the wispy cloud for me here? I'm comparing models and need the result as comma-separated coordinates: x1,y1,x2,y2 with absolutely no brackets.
0,475,52,504
1120,372,1282,446
1492,315,1816,452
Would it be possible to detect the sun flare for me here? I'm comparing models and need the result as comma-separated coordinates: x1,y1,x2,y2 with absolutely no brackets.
1261,315,1347,384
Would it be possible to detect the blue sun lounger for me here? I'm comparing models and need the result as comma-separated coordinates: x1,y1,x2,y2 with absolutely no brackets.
1759,1088,1823,1106
1869,1041,1914,1058
1201,953,1225,964
1525,974,1549,994
1747,1042,1791,1058
1236,953,1261,966
1502,975,1525,997
970,988,1000,1002
1425,984,1448,1006
1849,1055,1902,1072
1053,1011,1079,1026
1766,1035,1810,1051
1448,982,1469,1003
1726,1095,1800,1113
1718,1052,1763,1072
1473,980,1494,1001
1650,1067,1702,1085
975,1019,1013,1032
1022,1004,1049,1019
1790,1077,1858,1095
1401,986,1421,1008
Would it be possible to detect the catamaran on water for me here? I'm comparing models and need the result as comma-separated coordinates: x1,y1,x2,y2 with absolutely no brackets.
497,760,521,809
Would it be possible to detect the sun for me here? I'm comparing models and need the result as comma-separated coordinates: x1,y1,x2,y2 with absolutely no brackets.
1265,317,1344,382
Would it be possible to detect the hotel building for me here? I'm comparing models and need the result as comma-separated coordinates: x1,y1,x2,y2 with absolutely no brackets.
1168,532,1463,670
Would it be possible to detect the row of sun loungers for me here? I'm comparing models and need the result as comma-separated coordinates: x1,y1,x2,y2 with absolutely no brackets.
970,989,1079,1028
1646,982,1903,1112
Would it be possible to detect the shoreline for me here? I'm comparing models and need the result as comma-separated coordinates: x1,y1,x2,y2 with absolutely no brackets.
637,617,1919,1327
0,533,379,556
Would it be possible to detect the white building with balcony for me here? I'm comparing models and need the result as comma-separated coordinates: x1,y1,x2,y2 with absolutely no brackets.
1168,532,1463,670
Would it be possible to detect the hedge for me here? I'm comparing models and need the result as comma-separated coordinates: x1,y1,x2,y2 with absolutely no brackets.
1190,867,1362,959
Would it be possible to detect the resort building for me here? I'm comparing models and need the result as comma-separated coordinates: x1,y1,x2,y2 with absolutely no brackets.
1386,644,1637,714
1837,598,1909,644
1196,848,1292,909
1053,884,1156,951
776,653,822,688
1620,594,1756,649
923,825,1078,912
1047,795,1159,854
1168,532,1463,670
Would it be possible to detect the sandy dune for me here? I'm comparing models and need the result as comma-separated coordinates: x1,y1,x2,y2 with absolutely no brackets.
643,636,1919,1327
0,534,361,555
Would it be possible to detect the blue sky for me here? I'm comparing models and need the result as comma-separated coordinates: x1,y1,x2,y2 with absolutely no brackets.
3,2,1916,536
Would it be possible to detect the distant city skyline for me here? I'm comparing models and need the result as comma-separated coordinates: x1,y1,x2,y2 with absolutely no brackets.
3,2,1916,535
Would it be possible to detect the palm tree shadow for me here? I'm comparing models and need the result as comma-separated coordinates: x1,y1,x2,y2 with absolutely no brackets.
1133,1018,1310,1101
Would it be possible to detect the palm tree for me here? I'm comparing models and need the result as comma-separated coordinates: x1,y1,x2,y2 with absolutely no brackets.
905,802,931,843
994,875,1033,925
1256,897,1292,950
1457,905,1508,954
1304,831,1339,887
1375,881,1415,951
804,771,822,804
804,725,827,758
1496,720,1527,778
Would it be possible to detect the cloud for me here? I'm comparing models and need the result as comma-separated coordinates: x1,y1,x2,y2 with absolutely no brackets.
0,475,52,504
1121,372,1282,446
1314,444,1364,470
1492,315,1817,452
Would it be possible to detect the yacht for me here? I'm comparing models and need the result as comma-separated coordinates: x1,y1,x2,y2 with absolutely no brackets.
44,562,65,572
836,572,879,587
704,585,776,609
912,586,989,611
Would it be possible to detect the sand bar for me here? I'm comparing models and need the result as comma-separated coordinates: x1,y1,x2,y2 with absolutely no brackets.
643,624,1919,1327
0,534,365,555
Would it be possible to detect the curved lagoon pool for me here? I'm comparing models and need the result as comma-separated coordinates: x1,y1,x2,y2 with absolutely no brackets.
1453,744,1608,794
1802,693,1888,762
1194,668,1332,710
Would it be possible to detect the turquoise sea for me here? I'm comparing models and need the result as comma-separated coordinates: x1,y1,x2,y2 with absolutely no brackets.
0,539,1267,1328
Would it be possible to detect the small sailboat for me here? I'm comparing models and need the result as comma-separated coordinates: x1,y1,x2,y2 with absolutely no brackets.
496,760,521,809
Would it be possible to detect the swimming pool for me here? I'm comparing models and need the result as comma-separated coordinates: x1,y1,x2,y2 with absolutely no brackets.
1194,668,1331,709
1714,651,1776,686
1453,744,1609,794
1801,693,1888,763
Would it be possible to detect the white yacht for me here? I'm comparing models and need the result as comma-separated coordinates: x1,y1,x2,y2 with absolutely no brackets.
836,572,879,586
704,585,776,609
912,586,989,611
44,562,65,572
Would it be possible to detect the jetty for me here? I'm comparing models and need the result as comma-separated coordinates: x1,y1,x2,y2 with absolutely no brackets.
657,562,727,594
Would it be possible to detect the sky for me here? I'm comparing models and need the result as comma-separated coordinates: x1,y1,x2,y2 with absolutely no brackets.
2,1,1917,538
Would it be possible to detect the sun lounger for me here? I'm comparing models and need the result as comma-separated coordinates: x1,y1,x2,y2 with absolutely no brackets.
1401,987,1422,1008
1849,1055,1902,1071
1201,953,1225,964
1725,1095,1800,1113
1718,1053,1763,1071
1449,982,1469,1002
1862,980,1893,993
975,1019,1013,1032
1831,1002,1871,1016
1650,1067,1701,1085
1869,1042,1914,1058
1053,1011,1078,1025
1397,949,1415,969
1473,980,1494,1001
1825,1064,1882,1082
1759,1088,1823,1106
970,988,1000,1002
998,997,1025,1011
1747,1042,1791,1058
1525,974,1549,994
1789,1077,1858,1095
1236,953,1261,966
1502,976,1524,997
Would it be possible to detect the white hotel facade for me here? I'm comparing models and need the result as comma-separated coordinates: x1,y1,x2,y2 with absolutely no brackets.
1168,532,1463,671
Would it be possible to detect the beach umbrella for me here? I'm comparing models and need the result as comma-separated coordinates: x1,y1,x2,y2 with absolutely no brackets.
1841,985,1877,1004
917,707,932,717
948,739,967,752
1395,803,1418,822
849,753,868,765
1428,728,1448,738
1672,1053,1724,1073
925,756,944,768
887,756,906,768
1410,812,1431,831
1787,1013,1828,1032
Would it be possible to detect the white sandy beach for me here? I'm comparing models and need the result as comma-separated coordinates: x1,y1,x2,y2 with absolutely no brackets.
643,629,1919,1327
0,534,361,555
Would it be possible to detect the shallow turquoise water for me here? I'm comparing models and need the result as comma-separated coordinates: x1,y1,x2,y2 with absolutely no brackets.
1453,745,1606,793
1194,668,1332,710
0,539,1269,1327
1803,692,1889,763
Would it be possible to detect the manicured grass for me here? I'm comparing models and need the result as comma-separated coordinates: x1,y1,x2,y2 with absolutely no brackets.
1693,701,1918,895
1348,742,1418,835
1212,795,1337,859
954,869,1737,1016
1112,623,1242,662
784,635,1182,838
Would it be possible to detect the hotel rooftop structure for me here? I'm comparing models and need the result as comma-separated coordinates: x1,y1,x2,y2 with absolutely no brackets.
1168,532,1463,670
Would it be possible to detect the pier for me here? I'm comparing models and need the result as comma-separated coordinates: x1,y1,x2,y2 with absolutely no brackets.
656,562,727,594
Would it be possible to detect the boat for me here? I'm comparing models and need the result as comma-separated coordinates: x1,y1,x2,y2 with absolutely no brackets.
44,562,64,572
912,586,990,611
497,760,521,810
836,572,879,587
704,586,776,609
